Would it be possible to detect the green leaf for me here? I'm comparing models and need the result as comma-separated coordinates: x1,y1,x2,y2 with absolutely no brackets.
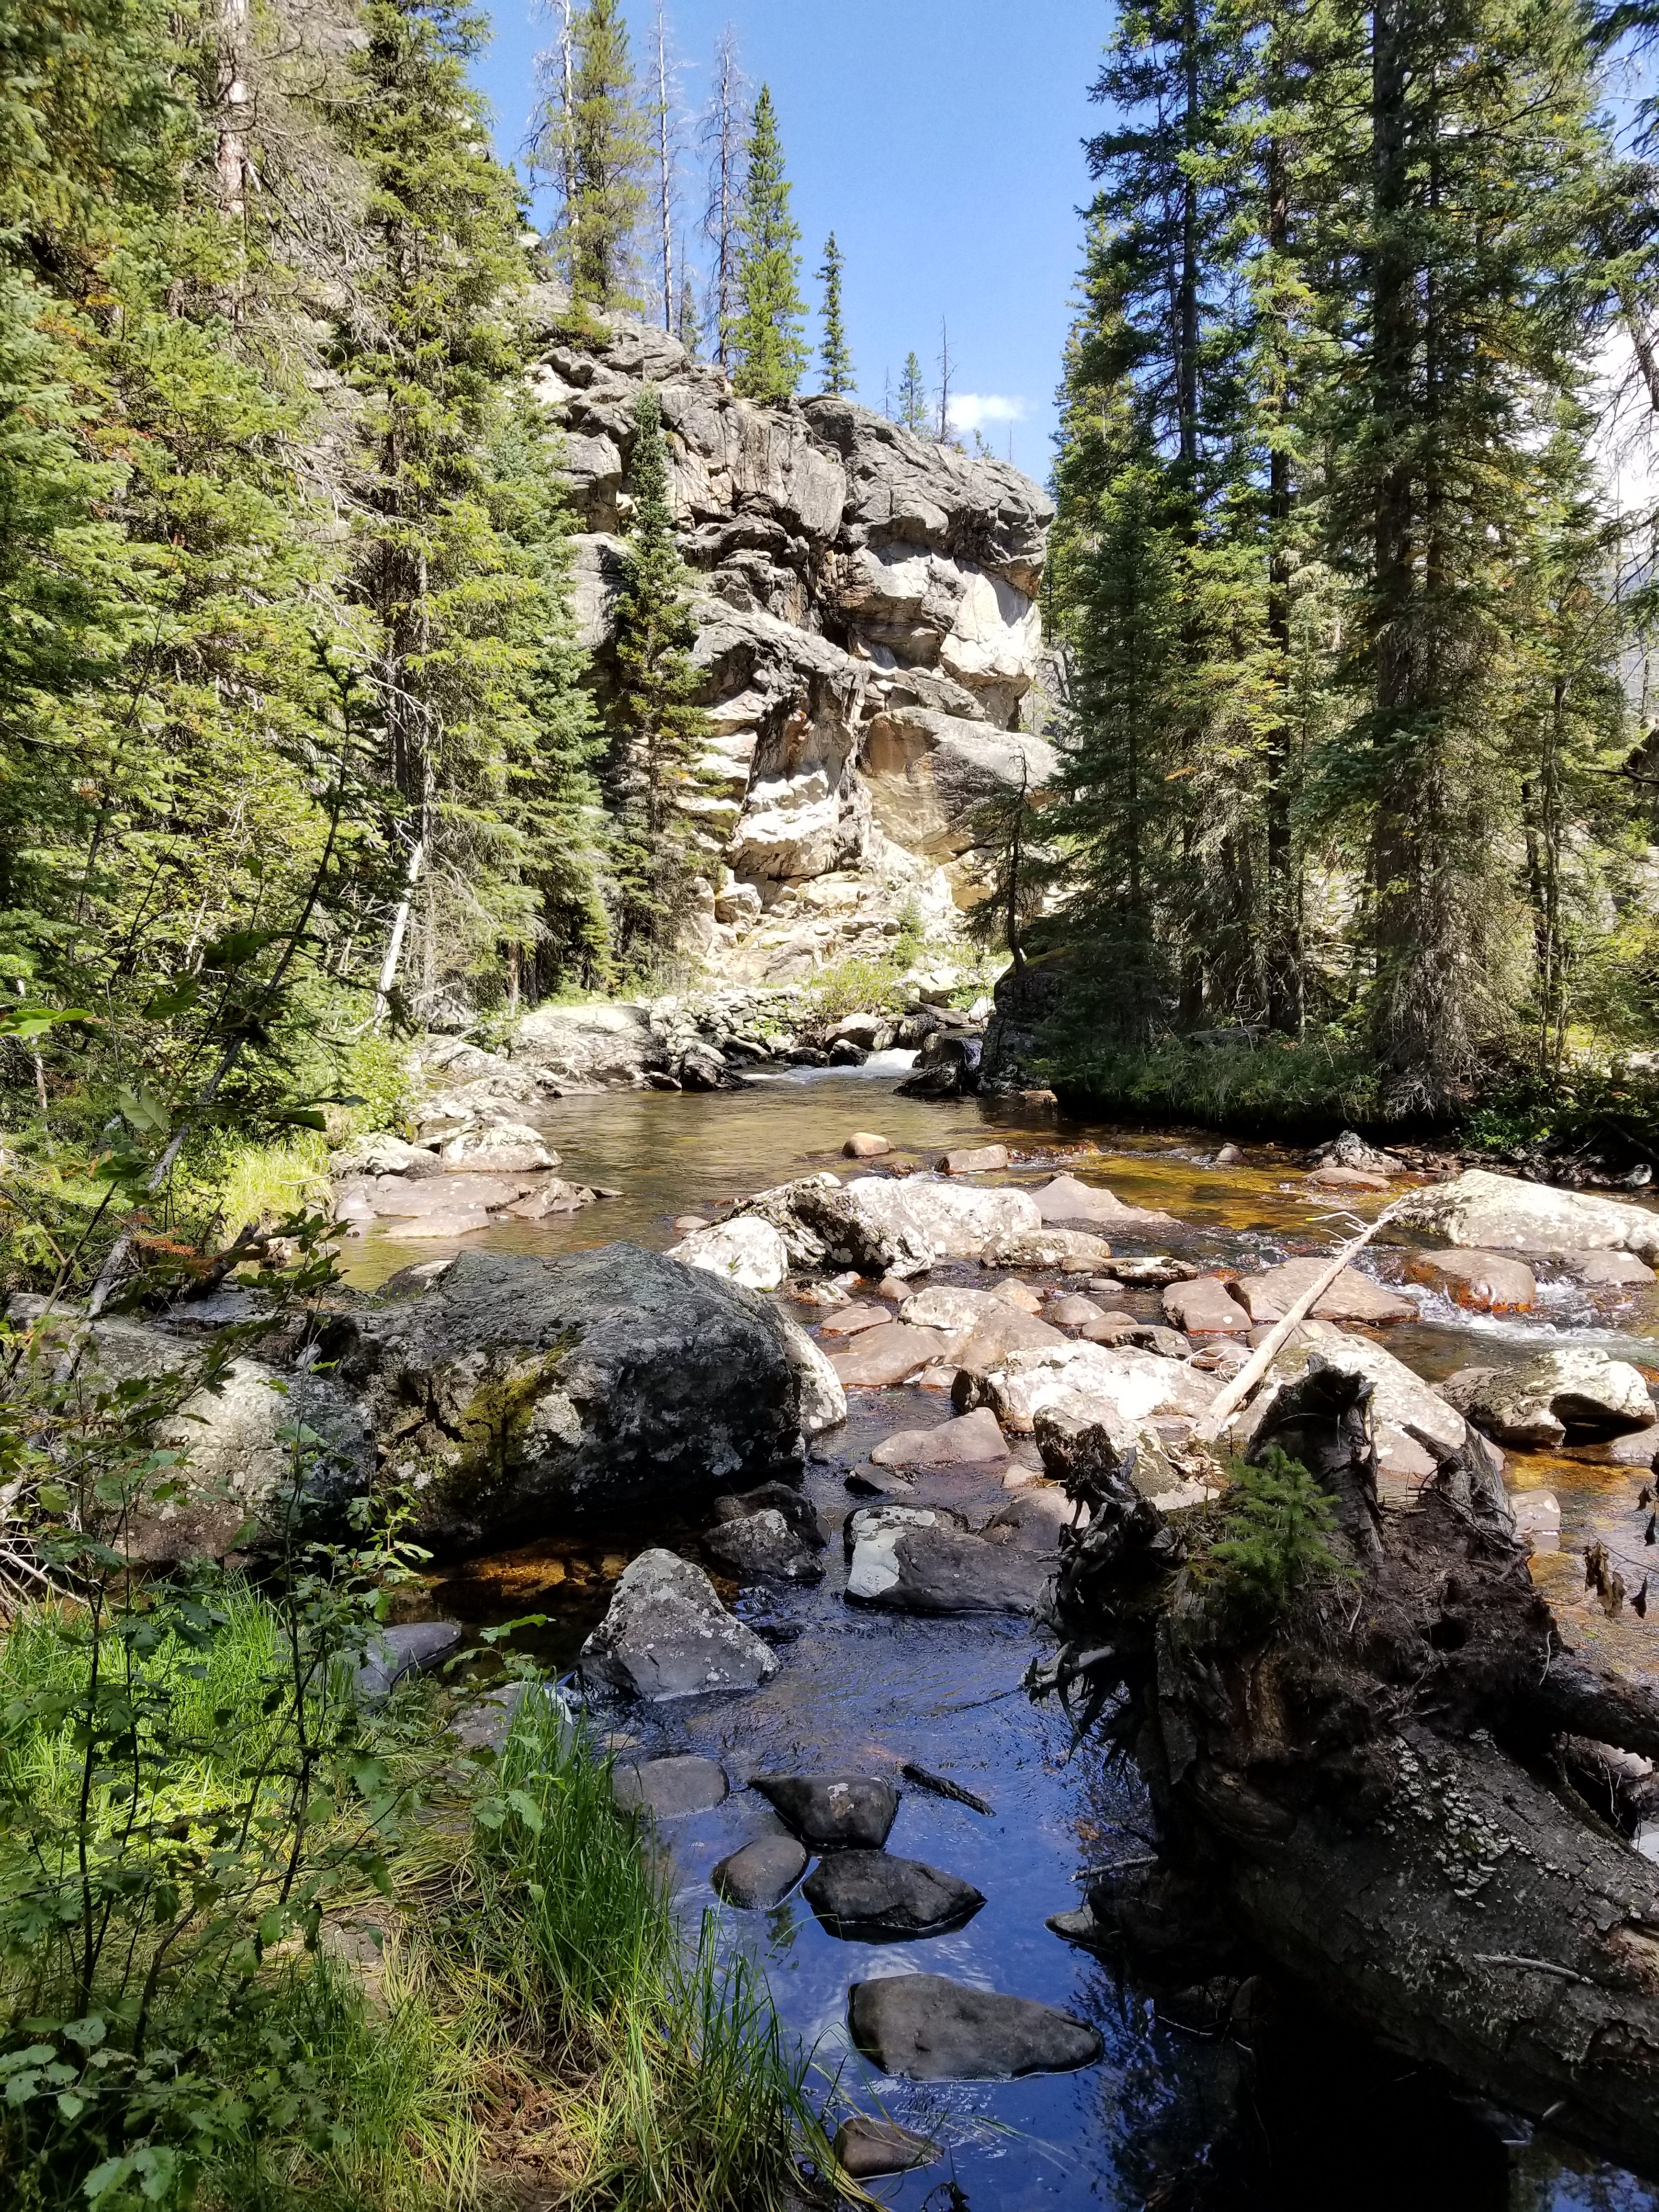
83,2155,133,2200
142,980,200,1019
201,928,278,970
505,1787,544,1835
0,1006,93,1041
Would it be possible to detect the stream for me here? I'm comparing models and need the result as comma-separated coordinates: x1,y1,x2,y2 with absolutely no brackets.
342,1070,1659,2212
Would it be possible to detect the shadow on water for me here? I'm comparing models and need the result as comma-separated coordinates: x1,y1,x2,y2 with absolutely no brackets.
366,1074,1659,2211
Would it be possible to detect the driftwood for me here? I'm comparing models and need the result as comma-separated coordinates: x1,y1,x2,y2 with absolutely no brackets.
1043,1359,1659,2179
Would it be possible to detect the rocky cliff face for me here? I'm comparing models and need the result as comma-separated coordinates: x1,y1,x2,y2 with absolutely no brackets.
524,291,1056,983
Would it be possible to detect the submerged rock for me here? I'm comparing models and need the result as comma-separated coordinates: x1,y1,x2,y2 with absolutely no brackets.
803,1851,985,1939
833,2115,938,2180
712,1833,809,1909
612,1754,730,1817
848,1973,1103,2080
751,1772,900,1850
578,1549,778,1701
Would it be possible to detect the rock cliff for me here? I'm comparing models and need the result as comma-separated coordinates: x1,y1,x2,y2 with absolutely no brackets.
524,290,1056,983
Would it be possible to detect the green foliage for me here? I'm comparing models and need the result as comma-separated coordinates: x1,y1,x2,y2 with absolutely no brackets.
895,350,929,433
1046,1030,1383,1139
535,0,648,313
815,233,855,395
1204,1447,1353,1620
729,87,807,402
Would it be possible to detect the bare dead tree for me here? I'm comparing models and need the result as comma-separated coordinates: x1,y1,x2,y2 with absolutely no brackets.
698,24,748,368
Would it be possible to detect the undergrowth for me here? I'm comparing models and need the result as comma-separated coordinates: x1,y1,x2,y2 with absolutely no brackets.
1199,1448,1355,1622
1042,1032,1384,1140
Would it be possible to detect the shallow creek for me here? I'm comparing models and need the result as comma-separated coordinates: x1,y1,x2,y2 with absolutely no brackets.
342,1071,1659,2211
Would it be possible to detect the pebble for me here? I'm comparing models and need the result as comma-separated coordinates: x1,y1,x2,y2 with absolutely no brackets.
844,1131,894,1159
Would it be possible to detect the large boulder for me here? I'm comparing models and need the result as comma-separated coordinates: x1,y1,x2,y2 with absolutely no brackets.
510,1001,668,1091
1235,1257,1417,1325
954,1340,1214,1436
579,1549,777,1700
1229,1331,1475,1471
777,1314,847,1434
1034,1175,1180,1231
843,1175,1041,1262
1393,1167,1659,1260
847,1974,1103,2081
742,1174,934,1278
831,1322,960,1389
751,1773,900,1850
336,1245,807,1547
1441,1350,1655,1449
1404,1250,1538,1312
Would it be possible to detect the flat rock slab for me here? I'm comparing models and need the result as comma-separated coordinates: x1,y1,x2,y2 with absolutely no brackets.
1163,1277,1251,1334
819,1301,895,1338
751,1773,900,1850
848,1973,1103,2080
1549,1249,1658,1286
831,1322,959,1388
1406,1250,1536,1312
941,1145,1010,1175
949,1307,1067,1381
1305,1164,1391,1192
1395,1166,1659,1259
803,1851,985,1940
712,1833,809,1909
980,1227,1115,1273
1081,1318,1192,1358
833,2115,937,2180
1239,1257,1417,1325
612,1754,729,1818
1033,1174,1179,1230
579,1549,777,1701
846,1506,1053,1615
368,1175,532,1215
871,1407,1009,1470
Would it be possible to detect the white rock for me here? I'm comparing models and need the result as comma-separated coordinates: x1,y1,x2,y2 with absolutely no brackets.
1394,1167,1659,1260
900,1284,1002,1333
777,1314,848,1435
845,1175,1040,1262
669,1216,791,1292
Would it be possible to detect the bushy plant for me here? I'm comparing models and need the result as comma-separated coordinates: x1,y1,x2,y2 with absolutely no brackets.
1203,1447,1353,1620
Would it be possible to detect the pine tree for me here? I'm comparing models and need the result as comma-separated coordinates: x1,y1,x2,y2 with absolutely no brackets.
534,0,647,313
729,85,807,400
608,386,713,969
678,270,702,358
816,232,855,393
896,350,929,433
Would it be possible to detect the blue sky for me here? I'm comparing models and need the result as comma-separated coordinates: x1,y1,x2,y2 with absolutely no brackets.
467,0,1111,486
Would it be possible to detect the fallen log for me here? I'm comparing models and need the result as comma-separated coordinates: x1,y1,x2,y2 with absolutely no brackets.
1042,1356,1659,2179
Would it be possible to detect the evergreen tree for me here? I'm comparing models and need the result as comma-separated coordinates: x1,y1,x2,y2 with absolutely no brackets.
608,386,713,969
729,85,807,400
816,232,855,393
896,349,930,433
535,0,647,313
678,270,703,357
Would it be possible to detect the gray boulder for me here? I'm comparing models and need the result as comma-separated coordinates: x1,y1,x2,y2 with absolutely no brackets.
845,1505,1053,1615
611,1754,729,1817
579,1549,778,1701
510,1000,669,1091
1393,1167,1659,1259
337,1245,806,1547
702,1506,824,1585
751,1773,900,1850
803,1852,985,1940
1440,1349,1656,1448
712,1833,809,1909
848,1974,1102,2080
353,1620,464,1707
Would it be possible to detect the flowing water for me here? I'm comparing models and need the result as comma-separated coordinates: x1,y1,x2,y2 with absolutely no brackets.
342,1073,1659,2212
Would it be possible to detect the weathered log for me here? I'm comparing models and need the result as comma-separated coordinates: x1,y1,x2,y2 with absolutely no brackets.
1043,1358,1659,2179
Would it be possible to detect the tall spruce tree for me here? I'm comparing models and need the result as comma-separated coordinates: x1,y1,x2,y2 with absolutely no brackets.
535,0,647,313
608,386,712,968
729,84,807,400
817,232,855,393
896,350,929,433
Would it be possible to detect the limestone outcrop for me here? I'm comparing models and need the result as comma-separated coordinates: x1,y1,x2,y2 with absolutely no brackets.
524,290,1054,979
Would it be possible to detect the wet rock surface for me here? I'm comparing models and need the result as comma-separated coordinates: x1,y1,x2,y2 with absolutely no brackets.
845,1504,1053,1614
612,1753,730,1817
750,1773,900,1850
803,1850,985,1939
579,1549,778,1700
848,1973,1104,2080
711,1833,809,1909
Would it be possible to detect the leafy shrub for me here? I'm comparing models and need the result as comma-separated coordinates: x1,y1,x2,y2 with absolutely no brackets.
1202,1447,1354,1619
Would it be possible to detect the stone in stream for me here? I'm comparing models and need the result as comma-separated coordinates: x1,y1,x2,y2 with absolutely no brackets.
366,1173,532,1216
876,1273,917,1304
818,1301,894,1338
751,1773,900,1850
1163,1277,1251,1335
505,1180,595,1220
712,1480,826,1549
844,1174,1041,1261
995,1278,1045,1314
1237,1257,1417,1325
353,1620,465,1706
949,1305,1066,1381
612,1754,729,1818
1229,1335,1482,1477
870,1407,1009,1470
844,1131,893,1159
668,1215,791,1291
331,1132,444,1180
980,1226,1114,1273
1393,1166,1659,1260
958,1341,1216,1437
1214,1143,1245,1167
441,1123,560,1173
1109,1256,1203,1286
1311,1129,1407,1176
1305,1163,1391,1192
845,1505,1053,1615
1510,1489,1562,1548
848,1973,1103,2080
1033,1173,1180,1231
338,1245,809,1544
712,1833,809,1909
981,1485,1076,1551
778,1314,848,1436
833,2115,938,2180
579,1550,777,1701
900,1284,1000,1333
742,1174,936,1279
831,1322,960,1389
672,1214,709,1233
1081,1317,1192,1359
1440,1349,1656,1448
940,1144,1010,1175
802,1852,985,1940
1047,1293,1107,1329
1550,1249,1658,1287
1034,1393,1211,1511
1565,1422,1659,1468
702,1507,825,1585
1406,1250,1537,1312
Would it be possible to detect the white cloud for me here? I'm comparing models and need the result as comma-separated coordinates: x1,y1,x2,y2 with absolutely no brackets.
947,392,1029,434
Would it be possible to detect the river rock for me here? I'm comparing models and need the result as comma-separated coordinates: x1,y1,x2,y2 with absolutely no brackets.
900,1284,1001,1333
941,1144,1010,1175
1440,1350,1656,1448
876,1273,917,1304
980,1226,1116,1272
981,1484,1076,1550
353,1620,465,1706
832,2115,937,2180
668,1215,791,1291
995,1278,1045,1313
1034,1175,1180,1230
579,1549,778,1700
510,1000,669,1090
1311,1129,1407,1175
703,1506,825,1584
365,1175,531,1216
1552,1250,1658,1286
957,1341,1215,1435
949,1305,1067,1380
1081,1318,1192,1358
743,1174,935,1278
1034,1392,1212,1510
1406,1250,1537,1312
870,1407,1009,1470
848,1973,1103,2080
846,1174,1041,1261
831,1322,960,1388
331,1132,444,1180
441,1123,559,1173
1109,1256,1203,1286
612,1754,730,1817
505,1178,596,1220
713,1480,826,1548
1046,1293,1107,1328
777,1315,847,1435
712,1833,809,1909
803,1852,985,1939
844,1131,894,1159
1305,1163,1391,1192
1566,1423,1659,1468
1237,1258,1417,1325
820,1301,895,1337
1163,1278,1251,1334
845,1504,1053,1613
340,1245,806,1545
751,1773,900,1850
1393,1167,1659,1260
1231,1334,1473,1469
